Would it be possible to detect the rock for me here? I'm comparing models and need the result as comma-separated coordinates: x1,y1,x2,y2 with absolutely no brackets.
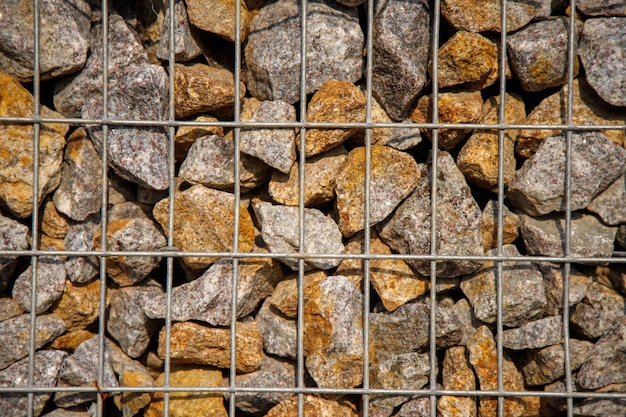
0,0,90,82
175,116,224,161
158,321,263,373
0,350,67,417
0,314,65,370
409,90,483,150
573,398,626,417
481,200,520,251
577,318,626,389
41,408,94,417
144,256,281,326
117,359,156,417
507,17,582,92
378,151,484,278
518,212,617,258
12,256,66,314
587,173,626,225
579,18,626,106
156,0,203,62
267,270,327,318
0,72,68,218
0,213,30,291
254,202,344,270
144,364,226,417
508,131,626,215
441,0,540,33
186,0,249,42
395,397,431,417
303,276,363,388
335,145,420,237
265,395,357,417
245,0,363,104
49,330,96,352
570,281,625,339
268,146,348,207
240,100,297,173
460,245,547,327
577,0,626,16
302,80,366,157
0,297,23,323
502,316,563,350
370,350,431,392
435,31,499,89
520,339,594,386
540,263,592,316
64,217,99,284
467,326,525,417
517,79,626,159
42,200,70,240
51,278,104,332
256,298,297,359
153,185,255,270
372,0,431,120
438,346,477,417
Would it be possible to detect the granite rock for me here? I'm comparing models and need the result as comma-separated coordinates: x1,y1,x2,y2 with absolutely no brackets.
502,315,563,350
372,0,431,120
63,217,99,284
245,0,364,104
0,213,30,291
441,0,540,33
369,350,431,392
570,281,625,340
521,339,594,386
266,395,357,417
573,398,626,417
577,0,626,16
174,116,224,161
186,0,250,42
12,256,66,314
267,270,327,318
156,0,203,62
577,317,626,389
51,278,104,332
256,298,297,359
481,200,520,251
587,173,626,225
117,358,156,417
0,297,24,323
438,346,477,417
41,200,70,240
395,397,431,417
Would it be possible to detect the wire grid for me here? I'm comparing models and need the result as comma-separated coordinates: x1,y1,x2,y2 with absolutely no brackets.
1,0,626,416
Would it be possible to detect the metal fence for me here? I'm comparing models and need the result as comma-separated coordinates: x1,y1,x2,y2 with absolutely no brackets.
0,0,625,416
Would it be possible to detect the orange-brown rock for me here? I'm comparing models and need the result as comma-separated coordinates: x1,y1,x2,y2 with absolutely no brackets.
268,270,327,319
49,329,97,352
481,200,520,251
42,199,70,240
52,278,107,332
442,0,540,33
174,115,224,161
438,346,477,417
265,395,357,417
119,361,156,417
186,0,250,42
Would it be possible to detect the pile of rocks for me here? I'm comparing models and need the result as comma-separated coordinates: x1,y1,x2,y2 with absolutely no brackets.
0,0,625,416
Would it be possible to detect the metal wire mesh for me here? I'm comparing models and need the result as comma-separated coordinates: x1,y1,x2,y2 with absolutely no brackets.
0,0,625,417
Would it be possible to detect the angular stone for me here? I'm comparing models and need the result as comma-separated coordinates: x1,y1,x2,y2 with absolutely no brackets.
573,398,626,417
256,298,297,359
467,326,525,417
302,80,366,157
0,350,67,417
0,213,30,292
186,0,249,42
267,270,327,319
51,278,104,332
158,321,263,373
0,314,65,370
518,212,617,258
0,297,23,323
578,318,626,389
12,256,66,314
372,0,431,120
521,339,594,386
269,146,348,207
335,145,419,237
378,151,484,278
570,281,625,340
442,0,541,33
438,346,477,417
175,116,224,161
396,397,431,417
502,316,563,350
156,0,203,62
265,395,357,417
540,263,591,317
579,18,626,106
42,199,70,240
460,245,547,327
0,0,90,82
63,217,99,284
118,359,156,417
508,131,626,216
153,185,255,270
254,202,344,270
144,256,281,326
370,350,431,396
0,72,68,218
240,100,297,173
587,173,626,225
481,200,520,251
245,0,363,104
410,90,483,150
49,330,96,352
577,0,626,16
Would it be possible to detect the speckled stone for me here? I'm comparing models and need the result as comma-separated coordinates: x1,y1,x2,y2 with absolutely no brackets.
502,316,563,350
302,80,366,157
0,350,67,417
63,216,99,284
267,270,327,319
395,397,431,417
12,256,66,314
0,213,30,292
240,100,297,173
0,297,23,322
577,0,626,16
256,298,297,359
158,321,263,373
587,173,626,226
51,278,105,332
0,72,68,218
153,184,255,270
254,202,344,270
0,0,90,82
370,350,431,394
579,18,626,106
442,0,540,33
540,263,592,316
265,395,357,417
573,398,626,417
335,145,419,237
175,116,224,161
521,339,594,386
372,0,431,120
577,318,626,389
156,0,203,62
245,0,364,104
481,200,520,251
117,358,156,417
378,151,484,278
41,200,70,240
518,212,617,258
438,346,476,417
570,281,625,340
0,313,65,370
186,0,249,42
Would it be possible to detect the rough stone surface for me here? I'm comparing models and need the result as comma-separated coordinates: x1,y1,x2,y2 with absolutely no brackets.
256,298,297,359
438,346,477,417
481,200,520,251
573,398,626,417
64,217,99,284
267,270,327,319
49,330,96,353
587,173,626,225
508,131,626,216
186,0,249,42
0,0,90,82
442,0,540,32
378,151,484,278
372,0,431,120
153,185,255,270
12,256,66,314
521,339,594,386
369,350,431,392
518,212,617,258
158,321,263,373
396,397,431,417
156,0,203,62
502,316,563,350
265,395,357,417
254,202,344,270
41,200,70,240
335,145,420,237
570,281,625,340
303,80,366,157
118,358,156,417
0,213,30,291
0,297,24,323
240,100,297,173
175,116,224,161
579,18,626,106
51,278,104,332
245,0,364,104
540,263,592,316
577,0,626,16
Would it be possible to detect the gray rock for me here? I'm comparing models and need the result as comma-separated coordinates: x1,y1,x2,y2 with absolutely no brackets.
378,151,484,278
0,314,65,370
507,17,582,92
395,397,431,417
570,281,625,340
370,350,431,391
254,202,344,270
256,299,297,360
0,0,90,82
0,213,30,292
64,216,100,284
372,0,431,120
156,0,203,62
518,212,617,258
508,131,626,216
587,173,626,226
0,297,24,323
577,0,626,16
579,17,626,106
244,0,364,104
520,339,594,386
502,315,563,350
573,398,626,417
0,350,68,417
12,256,66,314
540,263,592,316
240,100,297,173
577,318,626,389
